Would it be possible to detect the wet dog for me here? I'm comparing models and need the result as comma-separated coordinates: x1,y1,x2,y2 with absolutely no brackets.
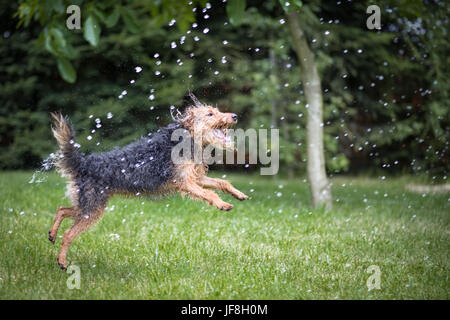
49,95,248,269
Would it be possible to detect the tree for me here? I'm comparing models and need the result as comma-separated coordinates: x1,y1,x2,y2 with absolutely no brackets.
285,8,332,209
5,0,448,180
14,0,207,82
226,0,332,208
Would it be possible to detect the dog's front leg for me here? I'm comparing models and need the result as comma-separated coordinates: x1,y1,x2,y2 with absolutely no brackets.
180,182,234,211
199,176,248,201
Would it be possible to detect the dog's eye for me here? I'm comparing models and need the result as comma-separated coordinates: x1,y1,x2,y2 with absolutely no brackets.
207,113,213,116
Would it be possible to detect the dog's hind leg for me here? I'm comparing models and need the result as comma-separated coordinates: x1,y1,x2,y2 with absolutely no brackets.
57,207,105,270
48,206,77,244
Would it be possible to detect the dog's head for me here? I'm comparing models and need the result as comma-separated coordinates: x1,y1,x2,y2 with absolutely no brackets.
176,94,237,150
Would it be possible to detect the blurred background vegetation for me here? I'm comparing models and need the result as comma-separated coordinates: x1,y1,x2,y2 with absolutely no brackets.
0,0,448,180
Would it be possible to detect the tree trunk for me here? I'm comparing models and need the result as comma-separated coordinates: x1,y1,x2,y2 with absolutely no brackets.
286,10,332,209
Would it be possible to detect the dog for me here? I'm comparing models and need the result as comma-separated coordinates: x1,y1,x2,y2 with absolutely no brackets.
48,95,248,269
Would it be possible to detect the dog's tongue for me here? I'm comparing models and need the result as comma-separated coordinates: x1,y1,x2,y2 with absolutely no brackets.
213,129,232,144
214,129,224,138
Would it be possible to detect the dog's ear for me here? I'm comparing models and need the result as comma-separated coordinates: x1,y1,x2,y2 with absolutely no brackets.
189,92,203,107
178,107,196,129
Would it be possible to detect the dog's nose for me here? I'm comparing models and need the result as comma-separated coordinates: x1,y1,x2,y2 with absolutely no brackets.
232,114,238,122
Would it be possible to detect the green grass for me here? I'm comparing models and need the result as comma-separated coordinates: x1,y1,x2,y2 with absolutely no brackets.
0,171,448,299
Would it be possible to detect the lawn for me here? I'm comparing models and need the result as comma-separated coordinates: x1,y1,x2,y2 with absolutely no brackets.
0,171,448,299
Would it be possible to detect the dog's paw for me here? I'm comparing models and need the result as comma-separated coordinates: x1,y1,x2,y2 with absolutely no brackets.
237,193,249,201
219,202,234,211
233,192,249,201
48,231,55,244
57,258,67,270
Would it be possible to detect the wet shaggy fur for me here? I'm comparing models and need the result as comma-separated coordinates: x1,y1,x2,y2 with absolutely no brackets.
52,114,184,213
48,101,248,269
74,124,184,213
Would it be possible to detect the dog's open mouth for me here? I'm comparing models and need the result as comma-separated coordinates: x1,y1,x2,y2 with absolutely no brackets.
213,127,232,144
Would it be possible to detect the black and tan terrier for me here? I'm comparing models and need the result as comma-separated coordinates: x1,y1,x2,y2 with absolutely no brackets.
49,95,248,269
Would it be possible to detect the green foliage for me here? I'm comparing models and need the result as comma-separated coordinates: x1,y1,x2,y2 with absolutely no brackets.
14,0,207,82
83,15,101,46
279,0,302,13
57,56,76,83
1,0,448,179
226,0,246,25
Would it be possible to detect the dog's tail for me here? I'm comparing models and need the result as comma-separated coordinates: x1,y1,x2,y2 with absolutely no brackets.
50,112,82,176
